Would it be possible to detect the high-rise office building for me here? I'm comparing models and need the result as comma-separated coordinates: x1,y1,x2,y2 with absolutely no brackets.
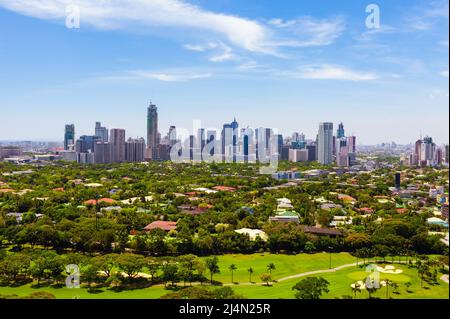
337,122,345,139
110,128,126,163
336,137,349,167
95,122,109,142
168,126,177,146
94,142,111,164
222,118,238,162
125,138,145,162
347,136,356,153
413,139,422,165
421,136,436,166
306,144,317,161
273,134,283,159
146,102,158,160
64,124,75,150
206,130,217,157
197,128,205,159
75,135,100,153
317,122,334,165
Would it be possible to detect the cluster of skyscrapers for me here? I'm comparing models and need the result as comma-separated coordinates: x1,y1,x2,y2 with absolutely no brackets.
61,102,361,167
62,122,146,164
405,136,449,167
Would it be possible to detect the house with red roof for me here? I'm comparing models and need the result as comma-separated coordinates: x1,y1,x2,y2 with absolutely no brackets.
144,221,177,232
84,198,116,205
213,186,236,192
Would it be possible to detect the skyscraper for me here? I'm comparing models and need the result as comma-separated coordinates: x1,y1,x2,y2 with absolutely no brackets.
95,122,109,142
317,122,333,165
64,124,75,150
336,138,349,167
146,102,158,160
206,130,217,157
110,128,126,163
168,126,177,146
347,136,356,153
421,136,436,166
75,135,100,153
125,138,145,162
94,142,111,164
222,118,238,162
197,128,205,159
337,122,345,139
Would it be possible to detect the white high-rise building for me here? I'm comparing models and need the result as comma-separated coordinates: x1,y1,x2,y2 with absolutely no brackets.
317,122,334,165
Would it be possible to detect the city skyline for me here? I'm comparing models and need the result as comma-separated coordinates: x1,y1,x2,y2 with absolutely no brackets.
0,107,448,147
0,0,448,144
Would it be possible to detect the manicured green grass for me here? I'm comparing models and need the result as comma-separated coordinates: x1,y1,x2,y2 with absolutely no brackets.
0,283,168,299
232,264,449,299
0,253,448,299
203,252,356,284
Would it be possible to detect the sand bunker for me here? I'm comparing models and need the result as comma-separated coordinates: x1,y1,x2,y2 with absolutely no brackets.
351,280,387,289
376,265,403,274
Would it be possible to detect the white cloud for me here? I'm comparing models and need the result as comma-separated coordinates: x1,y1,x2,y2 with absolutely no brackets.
208,42,237,62
440,70,449,78
406,0,449,31
0,0,273,53
266,16,345,47
237,61,265,70
0,1,347,57
184,42,218,52
292,65,378,81
128,70,211,82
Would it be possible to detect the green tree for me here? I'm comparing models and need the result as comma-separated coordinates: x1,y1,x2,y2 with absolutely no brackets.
266,263,276,275
162,263,179,287
115,254,146,280
260,273,272,286
292,277,330,299
205,256,220,285
247,267,254,283
0,253,31,281
146,259,160,283
228,264,237,283
91,254,117,278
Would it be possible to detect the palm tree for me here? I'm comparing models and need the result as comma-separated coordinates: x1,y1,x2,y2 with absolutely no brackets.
247,267,254,283
267,263,276,275
384,279,393,298
351,282,361,299
228,264,237,283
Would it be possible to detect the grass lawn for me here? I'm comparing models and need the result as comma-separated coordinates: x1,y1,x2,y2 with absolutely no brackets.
232,264,449,299
0,253,448,299
202,252,356,284
0,282,169,299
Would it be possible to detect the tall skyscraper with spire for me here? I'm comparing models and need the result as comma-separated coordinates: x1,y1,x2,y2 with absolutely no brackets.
146,102,158,160
336,122,345,139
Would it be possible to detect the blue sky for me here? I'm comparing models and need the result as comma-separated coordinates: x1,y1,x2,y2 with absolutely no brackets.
0,0,448,144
